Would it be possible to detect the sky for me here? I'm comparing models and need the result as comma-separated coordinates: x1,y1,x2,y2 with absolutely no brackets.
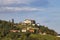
0,0,60,34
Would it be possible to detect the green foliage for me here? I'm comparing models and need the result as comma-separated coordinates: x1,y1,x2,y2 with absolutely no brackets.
26,34,60,40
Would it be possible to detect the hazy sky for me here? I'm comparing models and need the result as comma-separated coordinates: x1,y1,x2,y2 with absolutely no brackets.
0,0,60,34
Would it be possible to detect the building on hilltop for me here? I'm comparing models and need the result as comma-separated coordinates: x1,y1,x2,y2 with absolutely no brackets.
56,34,60,37
10,30,20,33
22,28,27,32
23,19,36,25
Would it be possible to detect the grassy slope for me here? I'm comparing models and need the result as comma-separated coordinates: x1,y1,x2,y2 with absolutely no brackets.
28,34,60,40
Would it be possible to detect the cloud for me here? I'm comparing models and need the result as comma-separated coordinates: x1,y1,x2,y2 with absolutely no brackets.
0,0,49,7
29,0,49,7
0,0,49,13
0,7,45,13
0,0,33,5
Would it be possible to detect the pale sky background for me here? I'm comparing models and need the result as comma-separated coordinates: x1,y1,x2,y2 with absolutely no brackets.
0,0,60,34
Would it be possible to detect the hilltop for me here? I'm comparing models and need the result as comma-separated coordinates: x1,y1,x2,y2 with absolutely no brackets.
0,19,59,40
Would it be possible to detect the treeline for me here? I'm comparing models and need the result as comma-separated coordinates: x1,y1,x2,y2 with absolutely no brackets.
38,25,57,36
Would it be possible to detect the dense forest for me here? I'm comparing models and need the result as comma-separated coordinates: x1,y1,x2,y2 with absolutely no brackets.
0,20,60,40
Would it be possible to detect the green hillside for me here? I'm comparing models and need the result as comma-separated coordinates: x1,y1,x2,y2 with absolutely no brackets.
0,20,59,40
